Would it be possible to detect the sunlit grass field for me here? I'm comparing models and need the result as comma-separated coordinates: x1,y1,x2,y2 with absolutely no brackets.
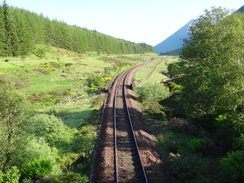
134,56,179,87
0,45,158,112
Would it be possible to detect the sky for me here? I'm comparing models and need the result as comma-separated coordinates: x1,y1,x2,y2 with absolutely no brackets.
6,0,244,46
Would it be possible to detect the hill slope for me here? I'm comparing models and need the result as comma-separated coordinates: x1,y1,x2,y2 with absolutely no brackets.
154,20,194,55
0,2,154,57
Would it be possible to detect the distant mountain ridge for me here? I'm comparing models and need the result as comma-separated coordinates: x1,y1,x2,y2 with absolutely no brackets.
237,5,244,12
154,19,194,54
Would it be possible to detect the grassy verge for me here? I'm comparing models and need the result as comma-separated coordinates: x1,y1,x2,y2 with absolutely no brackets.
134,56,179,87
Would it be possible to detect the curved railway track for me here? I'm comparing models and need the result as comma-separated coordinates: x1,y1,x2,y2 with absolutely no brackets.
114,68,148,183
90,57,175,183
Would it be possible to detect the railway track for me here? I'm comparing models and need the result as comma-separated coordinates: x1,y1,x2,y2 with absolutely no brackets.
114,68,148,183
90,57,174,183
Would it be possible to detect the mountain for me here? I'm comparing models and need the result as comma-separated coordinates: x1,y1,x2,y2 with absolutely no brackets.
237,5,244,12
154,5,244,55
154,19,194,55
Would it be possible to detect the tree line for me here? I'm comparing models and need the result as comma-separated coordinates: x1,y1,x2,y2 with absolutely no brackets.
0,1,154,57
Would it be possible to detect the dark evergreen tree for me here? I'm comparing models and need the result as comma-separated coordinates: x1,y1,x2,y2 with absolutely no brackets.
12,8,32,56
2,0,18,56
0,3,5,55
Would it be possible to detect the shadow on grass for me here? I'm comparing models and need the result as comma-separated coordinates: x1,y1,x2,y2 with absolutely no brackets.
57,110,94,128
45,108,101,177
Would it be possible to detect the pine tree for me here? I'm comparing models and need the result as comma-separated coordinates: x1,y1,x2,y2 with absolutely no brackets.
12,8,32,56
2,0,18,56
0,3,6,56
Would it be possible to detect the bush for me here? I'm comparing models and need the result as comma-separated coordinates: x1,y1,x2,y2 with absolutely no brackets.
169,153,212,182
233,134,244,150
166,142,179,154
168,118,198,134
188,137,208,152
86,75,104,88
20,159,52,180
145,101,166,120
136,84,169,102
29,114,69,146
33,47,46,59
167,62,183,78
164,108,174,119
0,166,20,183
170,83,184,94
220,150,244,182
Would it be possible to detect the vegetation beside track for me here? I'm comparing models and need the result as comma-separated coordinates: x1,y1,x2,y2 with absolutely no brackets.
0,44,157,182
135,7,244,183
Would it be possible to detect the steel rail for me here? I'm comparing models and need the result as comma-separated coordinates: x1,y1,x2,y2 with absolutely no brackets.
113,67,148,183
113,69,128,183
122,69,149,183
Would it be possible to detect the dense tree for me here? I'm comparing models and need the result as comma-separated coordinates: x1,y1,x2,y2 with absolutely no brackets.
0,3,5,55
0,1,154,57
12,8,32,56
180,7,244,135
1,0,18,56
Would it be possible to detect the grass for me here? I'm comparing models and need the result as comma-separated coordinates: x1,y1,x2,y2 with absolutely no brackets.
0,46,157,111
134,56,180,87
55,98,94,128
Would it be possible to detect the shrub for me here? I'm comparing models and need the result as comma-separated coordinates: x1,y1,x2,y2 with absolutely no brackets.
220,150,244,182
145,101,166,120
0,166,20,183
188,137,208,152
164,108,174,119
167,62,183,78
29,114,69,146
20,159,52,179
233,134,244,150
166,142,179,154
33,47,46,59
136,84,169,102
0,171,3,183
168,118,198,134
86,75,104,88
169,153,213,182
170,83,184,93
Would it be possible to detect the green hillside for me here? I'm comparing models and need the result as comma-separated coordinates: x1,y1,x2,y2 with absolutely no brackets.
0,1,154,57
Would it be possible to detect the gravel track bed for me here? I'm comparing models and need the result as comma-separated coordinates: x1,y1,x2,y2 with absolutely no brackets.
90,58,179,183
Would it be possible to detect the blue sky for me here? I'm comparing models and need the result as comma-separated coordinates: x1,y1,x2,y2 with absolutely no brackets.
6,0,244,46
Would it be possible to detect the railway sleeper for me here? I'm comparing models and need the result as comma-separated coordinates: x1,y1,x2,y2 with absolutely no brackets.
117,142,133,146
